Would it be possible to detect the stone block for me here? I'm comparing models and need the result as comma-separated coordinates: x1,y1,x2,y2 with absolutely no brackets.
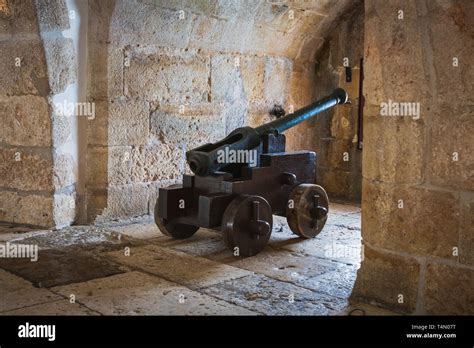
425,263,474,314
87,43,123,100
231,249,339,292
318,168,361,202
0,40,49,96
352,244,420,313
150,103,225,149
0,191,54,227
363,0,430,106
87,0,116,44
211,0,260,20
106,244,252,289
109,1,194,47
3,299,98,315
125,46,210,104
51,108,73,147
189,15,252,52
428,107,474,191
0,0,40,39
363,116,424,184
240,55,265,103
85,146,111,188
99,184,149,220
43,37,76,94
35,0,70,32
53,192,76,228
139,0,219,15
53,153,75,190
0,148,53,192
0,96,51,147
263,56,291,107
201,274,348,315
89,98,149,147
52,271,255,315
460,194,474,266
427,1,474,106
130,143,185,183
0,269,60,313
362,180,460,258
210,53,244,103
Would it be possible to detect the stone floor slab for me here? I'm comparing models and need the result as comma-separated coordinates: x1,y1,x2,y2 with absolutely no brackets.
201,274,348,315
230,249,339,290
105,244,252,289
53,271,256,315
0,269,61,313
277,225,362,265
330,202,361,215
302,264,358,299
337,302,400,316
2,299,98,315
0,249,124,288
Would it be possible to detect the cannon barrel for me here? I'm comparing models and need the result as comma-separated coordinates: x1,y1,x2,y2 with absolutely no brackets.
186,88,349,176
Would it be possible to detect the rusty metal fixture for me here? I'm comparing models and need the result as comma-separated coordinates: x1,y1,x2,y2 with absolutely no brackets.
155,89,348,256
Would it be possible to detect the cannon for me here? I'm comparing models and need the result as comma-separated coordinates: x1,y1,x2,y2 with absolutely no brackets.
155,88,349,256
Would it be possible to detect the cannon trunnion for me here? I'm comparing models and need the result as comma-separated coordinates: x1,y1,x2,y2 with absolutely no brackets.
155,89,347,256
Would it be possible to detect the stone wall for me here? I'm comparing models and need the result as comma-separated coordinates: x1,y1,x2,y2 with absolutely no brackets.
0,0,76,228
85,0,359,222
287,3,364,201
352,0,474,314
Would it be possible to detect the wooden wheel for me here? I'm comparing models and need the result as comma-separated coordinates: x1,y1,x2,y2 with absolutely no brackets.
154,186,199,239
222,195,273,257
286,184,329,238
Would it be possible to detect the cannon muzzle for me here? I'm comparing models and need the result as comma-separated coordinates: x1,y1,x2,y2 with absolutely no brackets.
186,88,348,176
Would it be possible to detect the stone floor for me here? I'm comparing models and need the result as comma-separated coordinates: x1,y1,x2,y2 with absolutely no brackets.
0,202,396,315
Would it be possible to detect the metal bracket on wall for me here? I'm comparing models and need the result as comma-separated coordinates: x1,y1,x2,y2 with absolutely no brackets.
357,58,364,151
345,66,352,82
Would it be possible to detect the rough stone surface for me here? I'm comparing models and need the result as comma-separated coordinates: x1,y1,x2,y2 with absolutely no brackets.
280,225,361,265
0,249,124,288
0,191,53,227
150,104,226,149
43,37,76,94
0,269,60,313
425,263,474,315
87,43,124,99
52,271,256,315
460,195,474,266
427,2,474,106
109,2,194,47
0,0,41,39
362,180,460,258
35,0,70,32
363,0,430,106
89,98,149,146
109,221,164,240
2,299,98,315
201,274,348,315
352,244,420,313
0,148,53,191
363,117,424,184
106,244,252,289
0,40,49,96
124,46,210,104
53,193,76,228
0,96,51,147
428,107,474,191
53,153,75,189
230,249,339,291
95,184,150,220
